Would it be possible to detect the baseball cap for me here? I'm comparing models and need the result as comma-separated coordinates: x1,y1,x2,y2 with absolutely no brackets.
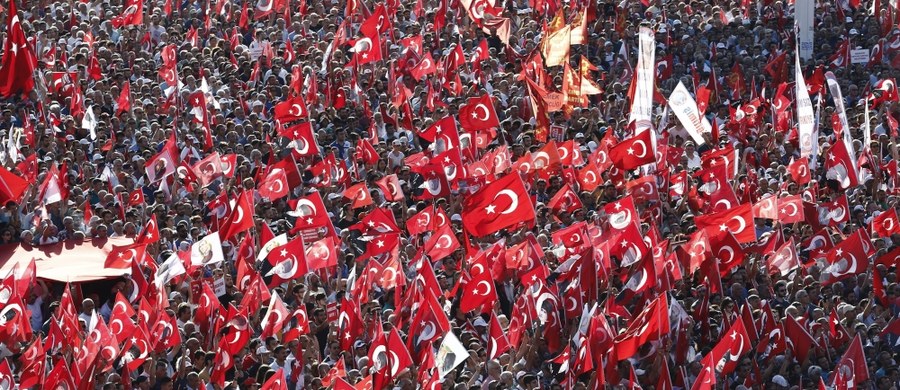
772,375,788,387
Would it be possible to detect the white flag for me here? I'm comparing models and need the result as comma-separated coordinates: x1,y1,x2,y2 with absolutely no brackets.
82,105,97,140
667,81,711,146
795,50,816,160
155,251,187,288
191,231,225,266
629,26,656,133
436,331,470,379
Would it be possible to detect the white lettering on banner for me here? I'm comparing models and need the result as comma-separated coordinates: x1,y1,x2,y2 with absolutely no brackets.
629,26,655,133
668,81,710,146
795,50,815,160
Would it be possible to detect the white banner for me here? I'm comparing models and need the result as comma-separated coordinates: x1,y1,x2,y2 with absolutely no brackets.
795,51,816,160
436,331,470,379
667,81,711,146
825,72,851,147
796,0,815,60
629,26,655,133
864,99,871,150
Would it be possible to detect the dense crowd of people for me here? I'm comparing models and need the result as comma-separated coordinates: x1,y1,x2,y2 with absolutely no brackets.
0,0,899,388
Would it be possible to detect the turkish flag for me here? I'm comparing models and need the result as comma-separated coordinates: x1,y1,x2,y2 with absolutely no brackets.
266,236,309,285
18,339,45,389
578,161,602,191
0,0,36,98
693,203,756,243
832,335,868,387
273,96,309,122
360,233,400,260
410,52,437,80
619,249,656,297
385,329,413,378
109,292,138,344
547,184,583,214
0,163,29,204
828,308,851,347
708,317,752,375
260,369,288,390
532,140,563,173
149,310,181,352
487,312,511,360
45,357,77,390
194,282,223,332
767,237,800,276
350,29,382,64
221,190,255,241
283,305,310,342
220,153,237,178
461,172,535,237
375,174,405,201
625,175,660,205
288,191,331,230
105,243,147,269
814,195,847,228
260,294,290,338
127,189,145,207
259,167,289,200
784,314,818,364
356,138,379,165
871,207,900,237
825,140,859,190
280,122,320,156
613,294,669,361
116,81,132,115
305,236,338,271
788,157,811,185
349,207,401,236
111,0,144,27
423,223,460,261
752,194,778,220
458,94,501,131
821,229,869,285
777,195,805,224
608,130,656,171
709,231,744,276
0,293,29,344
345,182,373,209
407,206,449,236
459,256,497,313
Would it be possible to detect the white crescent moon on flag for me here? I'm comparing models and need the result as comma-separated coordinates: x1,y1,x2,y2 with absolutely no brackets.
473,104,491,121
633,140,648,158
493,189,520,215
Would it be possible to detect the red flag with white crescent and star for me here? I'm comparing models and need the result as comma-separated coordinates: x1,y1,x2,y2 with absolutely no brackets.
220,190,255,241
0,0,36,97
459,255,497,313
461,172,535,237
458,94,501,131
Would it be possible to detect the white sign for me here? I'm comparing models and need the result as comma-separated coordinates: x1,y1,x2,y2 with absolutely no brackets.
214,277,226,297
850,49,869,64
796,0,815,60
